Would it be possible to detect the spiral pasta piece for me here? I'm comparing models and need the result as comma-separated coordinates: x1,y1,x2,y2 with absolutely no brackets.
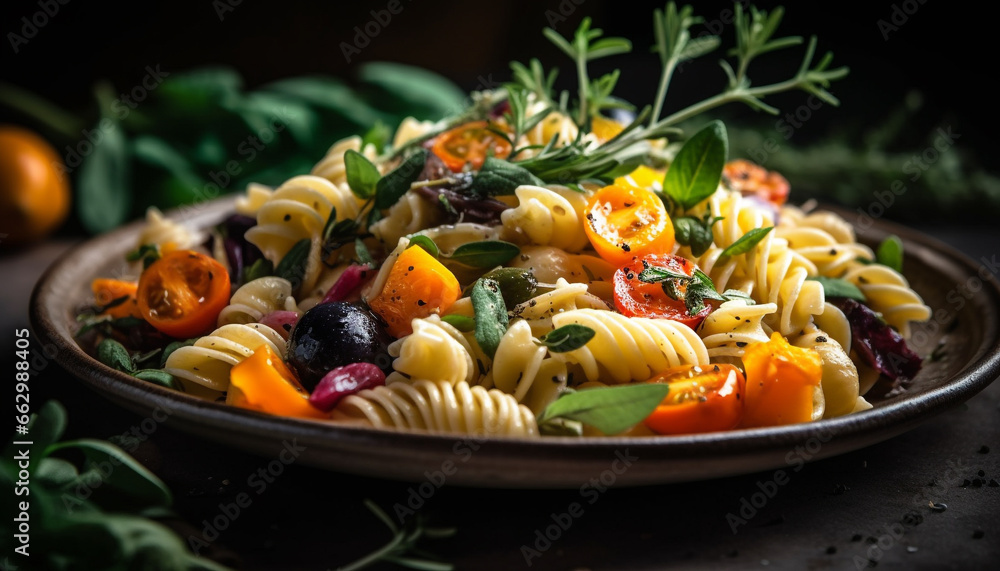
392,117,437,148
234,183,274,217
485,320,568,414
840,260,931,338
501,185,592,252
387,315,476,386
136,207,199,252
791,327,860,418
698,300,778,360
310,136,377,186
777,225,873,277
371,191,445,247
747,230,824,337
508,279,612,337
163,323,286,392
331,379,539,437
244,174,363,294
550,309,710,384
217,277,299,326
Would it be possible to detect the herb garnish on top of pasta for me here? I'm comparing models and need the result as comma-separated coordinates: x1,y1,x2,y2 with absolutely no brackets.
79,3,931,437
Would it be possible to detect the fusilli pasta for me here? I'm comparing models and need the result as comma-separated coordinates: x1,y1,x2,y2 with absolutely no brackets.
163,323,286,392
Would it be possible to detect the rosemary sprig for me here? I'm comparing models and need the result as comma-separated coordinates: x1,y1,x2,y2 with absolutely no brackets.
504,3,847,185
541,17,633,126
336,500,455,571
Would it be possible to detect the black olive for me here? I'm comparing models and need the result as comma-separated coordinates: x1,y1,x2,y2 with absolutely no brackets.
287,302,392,391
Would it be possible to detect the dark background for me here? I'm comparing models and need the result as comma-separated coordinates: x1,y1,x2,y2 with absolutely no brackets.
2,0,998,198
3,2,1000,570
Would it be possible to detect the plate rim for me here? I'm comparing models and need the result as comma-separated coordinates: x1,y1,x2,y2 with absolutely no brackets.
28,196,1000,483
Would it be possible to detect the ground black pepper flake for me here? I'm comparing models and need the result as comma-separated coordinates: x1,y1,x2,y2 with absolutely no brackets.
963,479,972,487
283,214,291,221
816,336,827,342
851,534,863,542
989,479,999,488
825,546,836,555
978,445,990,454
972,530,985,539
978,470,985,477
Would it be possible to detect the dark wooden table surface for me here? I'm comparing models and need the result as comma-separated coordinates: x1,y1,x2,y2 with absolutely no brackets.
4,227,999,571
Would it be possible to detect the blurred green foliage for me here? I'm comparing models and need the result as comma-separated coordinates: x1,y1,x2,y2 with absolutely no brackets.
1,63,467,234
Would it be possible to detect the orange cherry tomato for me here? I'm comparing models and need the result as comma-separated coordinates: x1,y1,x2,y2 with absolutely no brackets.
583,184,674,266
368,245,461,338
91,278,144,320
740,332,823,428
431,120,512,172
227,344,327,419
722,159,790,207
613,254,711,329
644,363,746,435
137,250,231,338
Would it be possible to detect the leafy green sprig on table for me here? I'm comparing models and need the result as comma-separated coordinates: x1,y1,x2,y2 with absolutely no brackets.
1,401,228,570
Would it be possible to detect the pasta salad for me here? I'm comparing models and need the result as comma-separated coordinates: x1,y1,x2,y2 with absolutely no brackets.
78,4,931,438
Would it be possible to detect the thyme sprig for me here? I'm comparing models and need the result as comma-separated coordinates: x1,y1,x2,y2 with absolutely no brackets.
505,2,848,185
336,500,455,571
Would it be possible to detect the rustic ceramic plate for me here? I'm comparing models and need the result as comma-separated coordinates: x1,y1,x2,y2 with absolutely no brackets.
30,196,1000,488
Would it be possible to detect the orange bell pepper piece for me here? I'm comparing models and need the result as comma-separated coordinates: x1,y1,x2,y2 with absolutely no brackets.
227,344,326,419
740,332,823,428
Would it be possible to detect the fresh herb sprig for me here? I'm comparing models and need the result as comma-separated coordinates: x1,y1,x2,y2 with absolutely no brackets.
505,2,847,185
337,500,455,571
638,261,755,316
542,17,633,126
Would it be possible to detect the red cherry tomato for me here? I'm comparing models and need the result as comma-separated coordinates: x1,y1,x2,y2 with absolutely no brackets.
613,254,711,329
643,363,746,435
137,250,231,338
430,121,512,172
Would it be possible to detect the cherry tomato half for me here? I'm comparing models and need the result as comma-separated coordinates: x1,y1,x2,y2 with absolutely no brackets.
137,250,231,338
722,159,790,207
613,254,711,329
584,184,674,266
431,121,512,172
643,363,746,435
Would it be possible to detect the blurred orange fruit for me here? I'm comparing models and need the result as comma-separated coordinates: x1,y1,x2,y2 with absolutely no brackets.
0,125,70,244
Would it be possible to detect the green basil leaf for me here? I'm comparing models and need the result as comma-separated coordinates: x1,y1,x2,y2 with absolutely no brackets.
471,278,508,360
23,401,68,462
468,157,544,198
160,339,197,368
876,234,904,273
720,227,773,257
261,76,381,125
447,240,520,268
538,417,584,437
362,120,392,154
808,276,867,302
275,238,311,288
131,135,204,187
538,384,670,435
691,270,725,301
673,216,697,245
673,215,716,257
407,235,440,257
36,457,80,488
375,149,428,209
242,258,274,284
441,314,476,332
537,324,596,353
77,121,130,234
359,62,468,120
663,120,728,211
344,149,380,200
47,439,173,511
97,339,136,374
134,369,184,391
638,264,689,283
